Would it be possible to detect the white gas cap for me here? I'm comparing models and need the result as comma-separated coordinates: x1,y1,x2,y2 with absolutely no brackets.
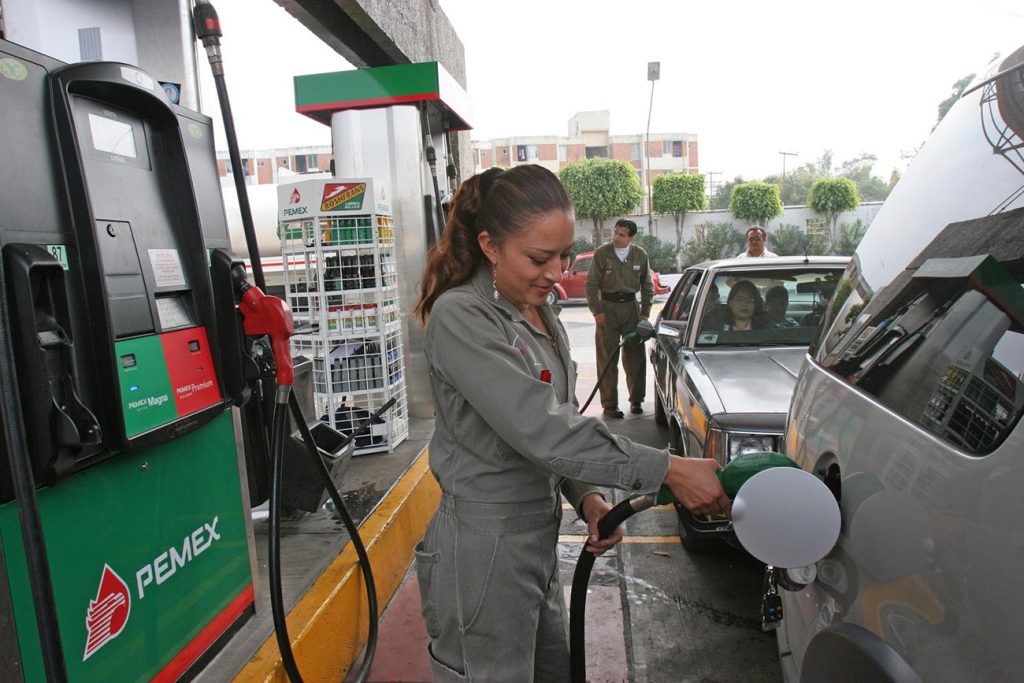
731,467,841,568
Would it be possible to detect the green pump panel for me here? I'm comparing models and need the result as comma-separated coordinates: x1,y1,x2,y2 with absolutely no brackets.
0,38,253,680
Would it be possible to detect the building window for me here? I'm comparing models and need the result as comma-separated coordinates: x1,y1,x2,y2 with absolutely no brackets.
662,140,671,156
673,140,683,157
585,146,608,159
257,159,266,168
527,145,538,160
632,143,641,160
294,154,318,173
516,145,528,162
558,145,567,162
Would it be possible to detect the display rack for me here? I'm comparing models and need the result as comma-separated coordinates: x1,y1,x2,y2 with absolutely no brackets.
278,178,408,455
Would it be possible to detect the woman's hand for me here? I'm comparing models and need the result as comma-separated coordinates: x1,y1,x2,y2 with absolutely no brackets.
663,455,731,517
580,493,623,555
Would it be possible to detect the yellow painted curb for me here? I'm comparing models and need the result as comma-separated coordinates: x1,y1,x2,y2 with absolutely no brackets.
234,448,439,682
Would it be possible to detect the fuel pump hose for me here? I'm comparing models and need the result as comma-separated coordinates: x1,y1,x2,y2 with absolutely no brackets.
568,452,801,683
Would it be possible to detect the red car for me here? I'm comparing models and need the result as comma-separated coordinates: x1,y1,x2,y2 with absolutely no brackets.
549,251,670,305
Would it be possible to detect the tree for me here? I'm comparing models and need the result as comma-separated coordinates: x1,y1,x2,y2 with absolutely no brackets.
709,176,744,210
807,177,859,244
837,153,890,202
571,236,595,257
769,224,830,256
935,73,976,131
765,163,819,206
635,234,681,273
729,181,783,227
833,220,867,256
681,221,744,265
652,173,707,248
559,158,643,243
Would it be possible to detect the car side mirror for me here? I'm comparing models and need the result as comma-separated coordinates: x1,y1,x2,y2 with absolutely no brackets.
657,319,688,341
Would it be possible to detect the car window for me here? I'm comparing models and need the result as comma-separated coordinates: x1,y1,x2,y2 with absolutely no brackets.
663,271,701,322
817,228,1024,455
573,257,592,274
694,266,845,347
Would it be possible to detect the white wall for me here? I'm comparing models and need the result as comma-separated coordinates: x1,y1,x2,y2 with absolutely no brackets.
4,0,138,64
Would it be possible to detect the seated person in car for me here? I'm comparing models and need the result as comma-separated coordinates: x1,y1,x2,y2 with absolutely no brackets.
765,285,799,328
702,280,766,331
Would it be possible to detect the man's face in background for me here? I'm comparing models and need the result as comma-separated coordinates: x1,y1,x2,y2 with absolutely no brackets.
746,229,766,256
612,226,634,249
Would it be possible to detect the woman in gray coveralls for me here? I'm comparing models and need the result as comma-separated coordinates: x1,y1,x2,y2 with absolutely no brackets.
413,165,729,682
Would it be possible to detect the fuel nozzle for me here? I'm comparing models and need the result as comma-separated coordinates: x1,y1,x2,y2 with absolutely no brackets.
192,1,224,75
656,452,801,505
231,264,294,391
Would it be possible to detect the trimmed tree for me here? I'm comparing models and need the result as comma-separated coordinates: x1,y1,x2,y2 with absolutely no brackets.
682,221,745,265
652,172,707,248
559,158,643,243
770,224,830,256
807,176,859,245
729,181,783,228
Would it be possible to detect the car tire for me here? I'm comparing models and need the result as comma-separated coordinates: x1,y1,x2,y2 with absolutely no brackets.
546,289,558,306
654,392,668,427
676,506,719,553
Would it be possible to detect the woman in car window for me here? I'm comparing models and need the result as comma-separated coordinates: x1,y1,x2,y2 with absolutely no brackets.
706,280,766,331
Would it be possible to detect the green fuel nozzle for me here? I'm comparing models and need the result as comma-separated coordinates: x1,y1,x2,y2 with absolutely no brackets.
655,452,801,506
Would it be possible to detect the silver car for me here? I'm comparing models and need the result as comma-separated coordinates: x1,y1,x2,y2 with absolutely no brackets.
776,47,1024,681
650,256,848,550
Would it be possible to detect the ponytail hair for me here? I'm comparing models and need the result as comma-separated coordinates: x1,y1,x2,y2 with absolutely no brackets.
414,164,573,323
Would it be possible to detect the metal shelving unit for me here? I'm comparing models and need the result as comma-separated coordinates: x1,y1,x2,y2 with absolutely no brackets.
279,178,408,455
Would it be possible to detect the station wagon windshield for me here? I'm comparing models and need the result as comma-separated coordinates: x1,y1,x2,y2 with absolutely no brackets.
695,267,845,347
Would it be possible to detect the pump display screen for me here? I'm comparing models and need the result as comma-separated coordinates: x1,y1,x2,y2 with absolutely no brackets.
88,113,138,158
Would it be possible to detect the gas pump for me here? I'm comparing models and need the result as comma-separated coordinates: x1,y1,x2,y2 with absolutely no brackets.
0,39,254,680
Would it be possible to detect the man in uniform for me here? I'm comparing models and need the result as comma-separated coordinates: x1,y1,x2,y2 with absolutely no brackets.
585,219,654,418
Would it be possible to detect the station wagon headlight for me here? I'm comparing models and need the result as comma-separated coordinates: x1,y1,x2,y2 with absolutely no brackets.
727,434,779,460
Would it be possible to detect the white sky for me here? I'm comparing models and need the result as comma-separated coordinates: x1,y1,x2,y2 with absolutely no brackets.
201,0,1024,182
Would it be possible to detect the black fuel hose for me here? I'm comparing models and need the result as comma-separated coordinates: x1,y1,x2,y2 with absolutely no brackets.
0,296,67,681
289,394,396,683
569,495,654,683
193,0,266,292
570,319,656,681
193,4,388,680
268,391,304,683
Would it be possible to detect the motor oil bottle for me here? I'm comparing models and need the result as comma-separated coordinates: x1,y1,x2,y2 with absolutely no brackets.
656,452,801,504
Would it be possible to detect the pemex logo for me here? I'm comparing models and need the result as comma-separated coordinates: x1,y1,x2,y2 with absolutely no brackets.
83,564,131,661
289,187,301,205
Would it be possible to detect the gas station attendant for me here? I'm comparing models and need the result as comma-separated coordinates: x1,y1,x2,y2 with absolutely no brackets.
412,165,729,681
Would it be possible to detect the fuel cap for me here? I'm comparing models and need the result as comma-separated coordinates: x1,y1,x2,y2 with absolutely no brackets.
730,467,841,568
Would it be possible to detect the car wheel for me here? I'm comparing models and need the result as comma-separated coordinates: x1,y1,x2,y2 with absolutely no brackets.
654,392,668,427
675,506,719,553
546,289,558,306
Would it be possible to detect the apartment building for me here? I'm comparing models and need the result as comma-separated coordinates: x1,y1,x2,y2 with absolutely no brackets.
472,110,698,211
215,145,334,185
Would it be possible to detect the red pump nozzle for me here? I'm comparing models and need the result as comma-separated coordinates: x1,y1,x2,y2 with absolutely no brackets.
238,285,294,387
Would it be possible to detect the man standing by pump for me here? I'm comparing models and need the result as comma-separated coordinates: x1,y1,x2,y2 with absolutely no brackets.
585,219,654,418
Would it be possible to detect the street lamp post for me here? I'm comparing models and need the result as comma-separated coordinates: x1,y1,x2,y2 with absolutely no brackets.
646,61,660,236
779,150,797,178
